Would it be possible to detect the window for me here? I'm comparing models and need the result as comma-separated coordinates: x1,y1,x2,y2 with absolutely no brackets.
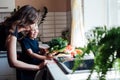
70,0,120,47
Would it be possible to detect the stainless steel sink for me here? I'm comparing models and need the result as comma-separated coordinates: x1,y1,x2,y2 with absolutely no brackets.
63,59,94,70
55,57,94,74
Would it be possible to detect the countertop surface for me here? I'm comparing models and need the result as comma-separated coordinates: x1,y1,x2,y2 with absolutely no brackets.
46,59,69,80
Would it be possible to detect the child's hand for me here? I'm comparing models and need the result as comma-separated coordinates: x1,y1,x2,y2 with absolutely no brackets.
46,54,53,60
39,48,50,55
49,51,57,56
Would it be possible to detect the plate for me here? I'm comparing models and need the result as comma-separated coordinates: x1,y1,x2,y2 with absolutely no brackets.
39,44,50,49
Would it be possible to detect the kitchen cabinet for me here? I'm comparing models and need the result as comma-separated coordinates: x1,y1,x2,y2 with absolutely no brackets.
0,0,15,12
0,53,16,80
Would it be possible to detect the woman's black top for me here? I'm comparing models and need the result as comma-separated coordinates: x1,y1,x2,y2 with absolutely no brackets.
0,23,22,51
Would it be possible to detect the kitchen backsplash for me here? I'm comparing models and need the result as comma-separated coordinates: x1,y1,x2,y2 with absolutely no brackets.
39,11,71,42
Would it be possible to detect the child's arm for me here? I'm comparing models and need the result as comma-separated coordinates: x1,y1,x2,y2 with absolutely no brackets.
26,49,53,60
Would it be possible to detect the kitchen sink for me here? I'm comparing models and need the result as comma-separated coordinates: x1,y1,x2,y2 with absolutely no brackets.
63,59,94,70
55,57,94,74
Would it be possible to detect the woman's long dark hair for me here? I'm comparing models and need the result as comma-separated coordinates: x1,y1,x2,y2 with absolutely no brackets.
3,5,38,28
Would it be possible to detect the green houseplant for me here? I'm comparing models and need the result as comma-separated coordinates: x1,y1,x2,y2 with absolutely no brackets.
73,26,120,80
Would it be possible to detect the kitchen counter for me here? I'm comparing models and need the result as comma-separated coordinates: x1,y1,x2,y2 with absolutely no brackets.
54,55,120,80
34,59,70,80
46,59,69,80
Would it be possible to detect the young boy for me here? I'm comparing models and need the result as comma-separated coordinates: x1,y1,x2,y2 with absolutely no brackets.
19,24,53,80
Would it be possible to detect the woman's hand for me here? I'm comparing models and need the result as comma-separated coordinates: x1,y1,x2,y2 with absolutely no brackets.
38,61,47,69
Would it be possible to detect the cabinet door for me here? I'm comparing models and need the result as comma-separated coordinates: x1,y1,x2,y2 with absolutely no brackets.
0,75,16,80
0,56,16,80
0,0,15,12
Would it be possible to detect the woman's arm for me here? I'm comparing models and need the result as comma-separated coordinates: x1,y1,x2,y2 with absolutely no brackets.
6,35,45,71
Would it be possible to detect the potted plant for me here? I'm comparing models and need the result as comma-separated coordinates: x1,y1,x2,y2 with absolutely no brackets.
73,26,120,80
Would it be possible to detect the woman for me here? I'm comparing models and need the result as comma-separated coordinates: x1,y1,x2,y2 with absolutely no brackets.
0,5,46,71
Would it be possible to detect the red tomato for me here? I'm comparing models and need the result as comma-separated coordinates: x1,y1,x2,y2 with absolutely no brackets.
70,51,76,57
66,45,74,51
